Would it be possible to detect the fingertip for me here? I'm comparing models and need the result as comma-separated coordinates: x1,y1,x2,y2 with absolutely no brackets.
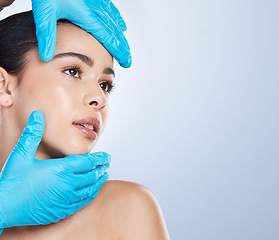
36,16,57,62
94,152,111,165
103,172,109,179
27,110,45,130
38,36,55,62
100,172,109,184
20,111,45,142
120,56,132,68
31,110,44,120
13,111,45,158
98,172,109,185
117,16,127,32
111,41,132,68
40,52,53,62
103,162,111,169
96,172,109,186
90,152,111,161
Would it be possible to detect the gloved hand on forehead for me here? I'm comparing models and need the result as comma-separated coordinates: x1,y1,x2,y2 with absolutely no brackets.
31,0,132,68
0,111,111,234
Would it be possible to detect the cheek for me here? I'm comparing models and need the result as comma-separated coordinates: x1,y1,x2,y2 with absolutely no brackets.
98,103,110,137
36,85,79,139
13,80,50,128
102,103,110,126
13,74,110,156
16,78,57,109
15,79,77,131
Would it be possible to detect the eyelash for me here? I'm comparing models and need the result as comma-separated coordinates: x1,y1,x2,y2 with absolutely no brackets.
63,66,115,94
63,65,82,78
100,80,115,94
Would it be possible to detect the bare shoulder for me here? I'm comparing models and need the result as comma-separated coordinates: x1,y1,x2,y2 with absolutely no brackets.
94,180,170,240
98,180,161,213
100,180,155,203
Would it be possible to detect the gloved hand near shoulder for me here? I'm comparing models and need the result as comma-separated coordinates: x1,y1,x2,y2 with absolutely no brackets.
0,111,111,234
31,0,132,68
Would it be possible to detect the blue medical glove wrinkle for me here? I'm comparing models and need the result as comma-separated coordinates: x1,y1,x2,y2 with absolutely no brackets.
0,111,111,232
70,172,109,204
31,0,132,67
73,163,110,190
64,152,111,174
102,0,127,31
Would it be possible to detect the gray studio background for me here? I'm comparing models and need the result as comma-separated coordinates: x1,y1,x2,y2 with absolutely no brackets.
1,1,278,239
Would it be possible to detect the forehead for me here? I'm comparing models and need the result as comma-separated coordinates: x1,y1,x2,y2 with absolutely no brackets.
55,22,113,63
22,22,114,81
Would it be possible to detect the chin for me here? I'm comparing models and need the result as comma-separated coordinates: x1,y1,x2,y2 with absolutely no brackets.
63,147,93,156
37,139,97,160
57,141,97,157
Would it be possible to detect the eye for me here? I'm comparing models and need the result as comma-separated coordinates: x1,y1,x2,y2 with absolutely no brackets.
100,80,115,94
63,66,82,78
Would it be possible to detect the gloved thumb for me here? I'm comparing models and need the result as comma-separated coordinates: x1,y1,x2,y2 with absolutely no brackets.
10,110,45,163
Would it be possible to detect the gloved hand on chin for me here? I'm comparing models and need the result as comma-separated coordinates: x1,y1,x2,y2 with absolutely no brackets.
0,111,111,234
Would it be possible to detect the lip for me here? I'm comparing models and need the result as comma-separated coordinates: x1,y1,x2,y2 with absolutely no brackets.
72,118,100,140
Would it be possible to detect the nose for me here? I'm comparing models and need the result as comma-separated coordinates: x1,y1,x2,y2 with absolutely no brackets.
82,83,107,110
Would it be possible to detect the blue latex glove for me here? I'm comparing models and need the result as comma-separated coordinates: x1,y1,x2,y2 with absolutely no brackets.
31,0,132,68
0,111,111,234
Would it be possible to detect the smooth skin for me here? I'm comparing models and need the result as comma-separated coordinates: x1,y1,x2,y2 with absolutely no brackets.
0,22,170,239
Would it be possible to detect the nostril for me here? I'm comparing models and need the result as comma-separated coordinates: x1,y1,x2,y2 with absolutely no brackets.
89,101,98,106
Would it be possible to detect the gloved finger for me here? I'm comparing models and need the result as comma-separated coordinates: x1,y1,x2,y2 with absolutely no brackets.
32,4,58,61
92,9,131,67
100,0,127,31
62,152,111,174
86,2,130,51
69,189,100,213
104,36,131,68
73,163,110,190
70,194,94,215
69,9,131,68
93,6,129,50
10,110,45,162
69,172,109,203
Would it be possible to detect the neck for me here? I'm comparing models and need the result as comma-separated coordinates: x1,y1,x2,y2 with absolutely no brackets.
0,112,22,171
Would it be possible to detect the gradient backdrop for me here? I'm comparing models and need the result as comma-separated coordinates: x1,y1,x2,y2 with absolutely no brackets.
1,1,278,239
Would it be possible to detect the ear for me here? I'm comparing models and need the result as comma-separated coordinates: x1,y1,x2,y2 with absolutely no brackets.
0,67,18,107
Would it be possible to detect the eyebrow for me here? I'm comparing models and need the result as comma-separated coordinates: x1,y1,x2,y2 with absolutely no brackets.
52,52,115,77
53,52,94,67
103,67,115,78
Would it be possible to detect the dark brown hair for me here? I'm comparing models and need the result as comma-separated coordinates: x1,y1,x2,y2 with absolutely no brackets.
0,11,38,75
0,10,69,76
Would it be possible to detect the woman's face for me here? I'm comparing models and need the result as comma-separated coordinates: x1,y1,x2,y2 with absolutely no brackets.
12,23,114,159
